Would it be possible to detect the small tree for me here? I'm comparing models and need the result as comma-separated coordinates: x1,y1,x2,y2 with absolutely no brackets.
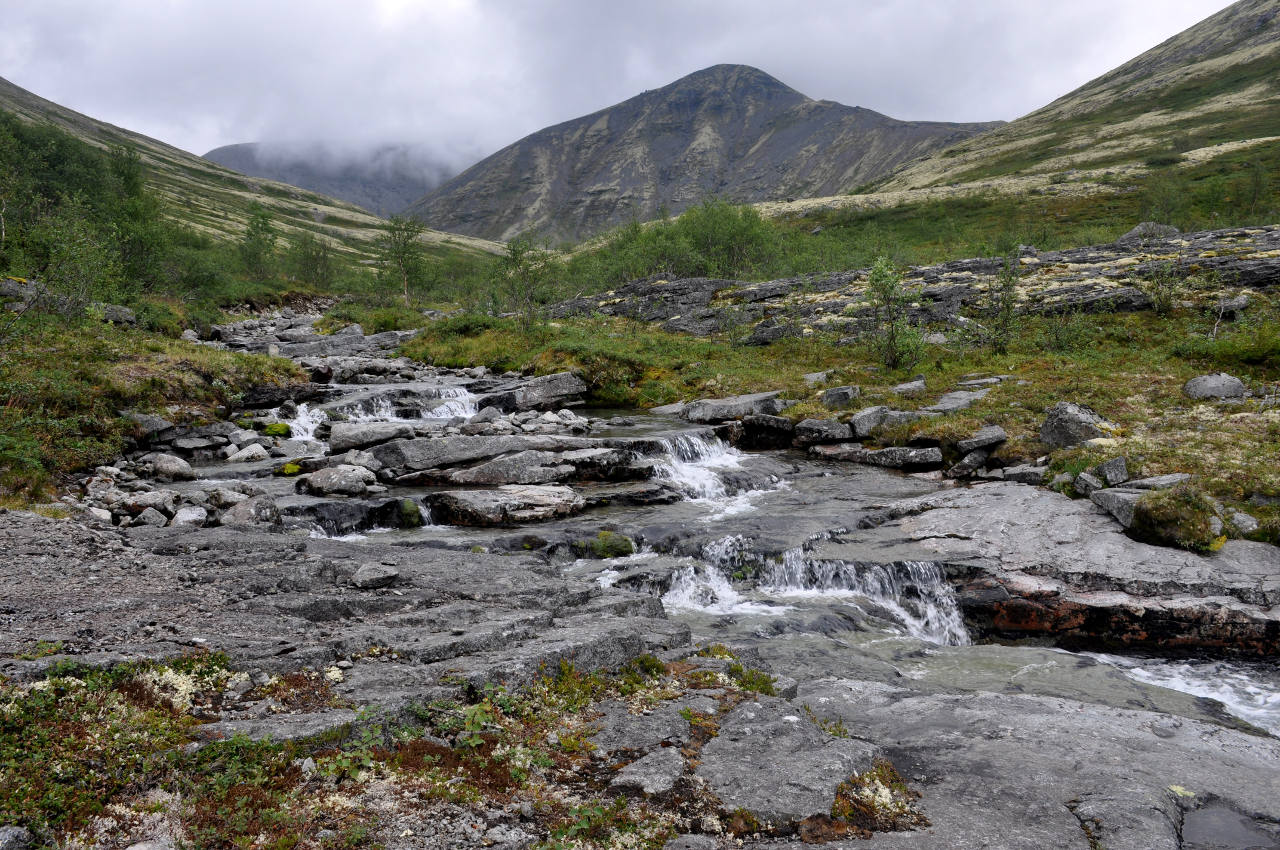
287,232,335,290
984,255,1020,355
376,215,427,306
238,202,276,280
500,238,560,332
865,256,923,370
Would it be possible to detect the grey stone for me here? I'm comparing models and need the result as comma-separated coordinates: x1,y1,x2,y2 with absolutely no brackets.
811,444,943,469
134,507,169,528
327,421,414,453
1117,221,1179,243
1040,401,1113,448
1183,373,1245,400
803,370,833,386
892,375,927,396
477,371,588,412
470,406,504,423
947,448,990,478
122,490,179,517
923,388,990,414
1094,456,1129,486
148,453,195,482
124,411,174,440
304,465,376,497
1090,488,1144,528
1229,510,1260,536
1074,471,1105,497
681,391,787,423
1215,293,1250,320
430,485,585,526
351,563,399,589
820,385,860,408
1127,473,1192,490
662,837,719,850
0,826,33,850
792,418,852,446
848,405,889,439
610,746,686,795
220,496,282,529
696,696,878,825
1004,464,1048,485
956,425,1008,454
171,506,208,527
225,444,270,464
881,409,924,428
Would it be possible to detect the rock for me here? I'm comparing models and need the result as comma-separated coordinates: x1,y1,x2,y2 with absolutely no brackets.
171,506,208,527
477,371,588,412
0,826,33,850
1074,471,1105,497
881,409,924,428
662,837,719,850
1127,473,1192,490
610,746,686,796
134,507,169,528
470,406,504,424
1215,293,1250,320
351,563,399,590
122,490,179,517
848,405,889,439
327,421,415,453
739,414,795,449
1090,488,1144,528
147,453,195,483
892,375,927,396
793,418,852,446
226,444,270,464
820,385,860,408
1182,373,1245,400
696,696,878,825
304,465,376,497
1003,464,1048,485
812,444,943,470
97,303,137,325
1229,510,1260,536
430,485,585,526
956,425,1008,454
220,496,282,529
1095,456,1129,486
803,370,833,387
682,391,788,423
924,332,948,344
1117,221,1179,243
923,388,990,414
124,411,174,440
1039,401,1114,448
947,449,990,478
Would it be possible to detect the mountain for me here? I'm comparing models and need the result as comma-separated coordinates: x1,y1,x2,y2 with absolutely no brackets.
202,141,459,217
405,65,1001,243
0,75,501,259
878,0,1280,190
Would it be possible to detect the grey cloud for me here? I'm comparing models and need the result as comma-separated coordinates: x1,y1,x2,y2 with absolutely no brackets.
3,0,1232,171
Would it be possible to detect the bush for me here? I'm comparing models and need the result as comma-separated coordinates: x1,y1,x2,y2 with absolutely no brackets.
865,256,924,370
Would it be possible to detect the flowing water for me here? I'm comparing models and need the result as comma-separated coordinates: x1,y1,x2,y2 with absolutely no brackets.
258,382,1280,735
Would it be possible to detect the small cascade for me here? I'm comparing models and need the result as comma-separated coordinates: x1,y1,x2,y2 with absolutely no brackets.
661,561,786,616
342,396,411,423
760,549,970,646
426,386,479,418
280,402,328,441
652,432,745,499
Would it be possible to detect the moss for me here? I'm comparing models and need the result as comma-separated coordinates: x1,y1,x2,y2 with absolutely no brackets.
261,422,292,438
831,759,929,833
591,530,634,558
275,461,302,476
727,663,777,696
1130,483,1225,552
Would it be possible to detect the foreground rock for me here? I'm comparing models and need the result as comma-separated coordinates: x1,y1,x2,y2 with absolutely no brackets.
429,485,587,525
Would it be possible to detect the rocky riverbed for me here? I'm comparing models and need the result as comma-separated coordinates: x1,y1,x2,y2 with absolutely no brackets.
4,314,1279,849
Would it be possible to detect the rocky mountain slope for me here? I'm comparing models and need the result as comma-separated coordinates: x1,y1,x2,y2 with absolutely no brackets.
878,0,1280,191
203,141,459,217
406,64,1000,243
0,76,500,259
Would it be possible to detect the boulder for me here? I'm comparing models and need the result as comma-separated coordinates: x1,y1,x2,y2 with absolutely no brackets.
1074,471,1105,497
681,391,788,423
147,453,195,483
1182,373,1245,400
947,448,990,478
892,375,927,396
739,414,795,449
792,418,852,446
226,444,270,464
477,372,588,412
1039,401,1114,448
1004,464,1049,485
1127,473,1192,490
1094,456,1129,487
849,405,890,439
124,412,174,441
304,465,377,497
133,507,169,528
610,746,686,796
121,490,179,518
820,385,860,408
1117,221,1179,244
220,496,282,529
351,563,399,590
430,485,586,526
811,444,943,470
327,421,415,453
923,388,990,414
0,826,33,850
1090,488,1144,528
956,425,1008,454
171,506,208,527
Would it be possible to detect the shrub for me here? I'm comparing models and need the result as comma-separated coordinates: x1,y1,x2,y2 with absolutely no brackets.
865,256,924,370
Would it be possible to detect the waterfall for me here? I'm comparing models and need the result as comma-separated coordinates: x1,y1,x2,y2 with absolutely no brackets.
279,402,328,441
426,385,479,418
651,432,744,499
761,548,970,646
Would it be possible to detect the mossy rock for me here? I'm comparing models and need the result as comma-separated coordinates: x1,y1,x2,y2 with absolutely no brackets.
276,462,302,477
1130,483,1226,553
575,530,635,559
262,422,292,438
398,499,424,528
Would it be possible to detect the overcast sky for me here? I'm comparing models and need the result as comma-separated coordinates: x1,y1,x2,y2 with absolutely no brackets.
2,0,1233,168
